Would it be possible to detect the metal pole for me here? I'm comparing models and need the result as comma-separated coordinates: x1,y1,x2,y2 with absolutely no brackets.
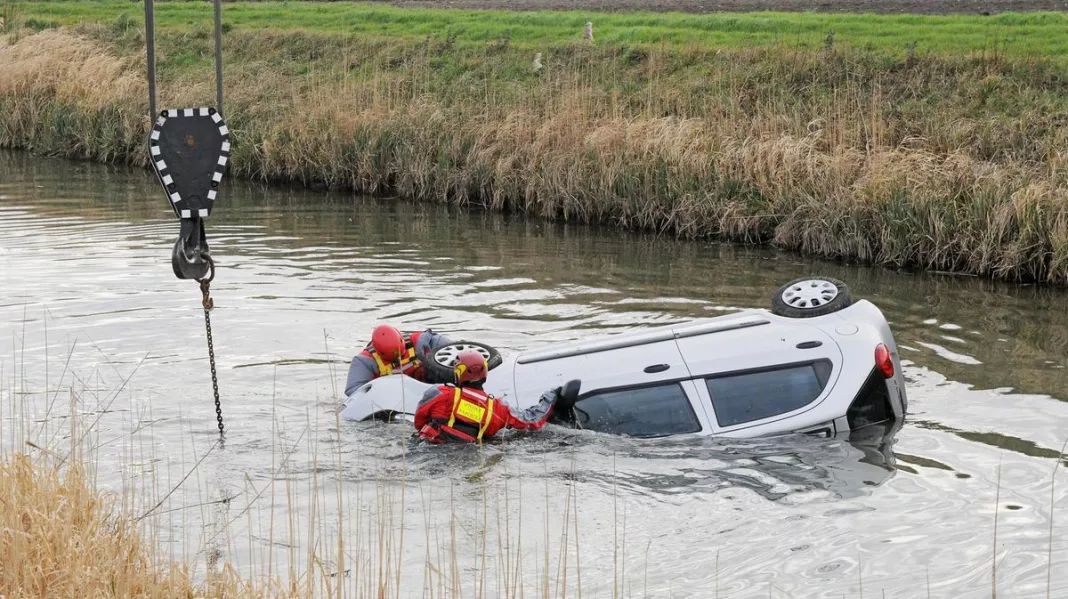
144,0,157,119
213,0,223,117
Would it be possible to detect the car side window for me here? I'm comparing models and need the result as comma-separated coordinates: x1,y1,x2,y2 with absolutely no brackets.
574,382,701,437
705,362,831,428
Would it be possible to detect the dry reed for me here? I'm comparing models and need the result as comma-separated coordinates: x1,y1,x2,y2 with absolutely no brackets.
0,449,312,598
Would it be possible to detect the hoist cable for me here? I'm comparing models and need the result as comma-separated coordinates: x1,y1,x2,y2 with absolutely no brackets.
213,0,224,117
144,0,157,119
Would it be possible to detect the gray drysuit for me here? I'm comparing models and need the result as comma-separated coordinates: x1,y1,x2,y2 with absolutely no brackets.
344,329,453,396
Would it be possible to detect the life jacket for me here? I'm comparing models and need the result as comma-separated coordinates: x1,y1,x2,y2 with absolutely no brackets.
365,331,423,378
428,386,502,443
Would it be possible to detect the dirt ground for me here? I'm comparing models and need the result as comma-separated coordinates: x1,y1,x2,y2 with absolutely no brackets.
388,0,1068,15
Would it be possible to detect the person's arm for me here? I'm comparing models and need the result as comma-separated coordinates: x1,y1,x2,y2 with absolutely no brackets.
414,387,445,430
344,353,379,396
503,387,559,431
414,329,454,361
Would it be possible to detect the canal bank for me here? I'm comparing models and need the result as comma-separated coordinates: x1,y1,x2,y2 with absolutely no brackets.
2,3,1068,285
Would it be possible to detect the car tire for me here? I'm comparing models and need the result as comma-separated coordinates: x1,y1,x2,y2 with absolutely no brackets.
771,276,853,318
422,341,504,385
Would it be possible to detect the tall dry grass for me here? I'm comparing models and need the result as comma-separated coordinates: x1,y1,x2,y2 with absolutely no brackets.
0,419,321,599
0,28,145,162
2,26,1068,283
1,452,198,598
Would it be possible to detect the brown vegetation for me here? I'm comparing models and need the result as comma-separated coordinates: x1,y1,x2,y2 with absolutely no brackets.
2,26,1068,284
0,449,305,598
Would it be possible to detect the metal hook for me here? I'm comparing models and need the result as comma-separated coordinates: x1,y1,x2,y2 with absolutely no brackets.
171,218,212,281
197,254,216,285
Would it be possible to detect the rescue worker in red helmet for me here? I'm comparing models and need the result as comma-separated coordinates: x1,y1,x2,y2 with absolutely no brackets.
344,324,454,395
414,349,568,444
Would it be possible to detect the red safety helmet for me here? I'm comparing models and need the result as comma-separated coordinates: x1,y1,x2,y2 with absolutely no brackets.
371,325,406,364
454,349,488,386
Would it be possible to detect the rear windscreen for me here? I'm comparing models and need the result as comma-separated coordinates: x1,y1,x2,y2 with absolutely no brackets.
705,361,830,427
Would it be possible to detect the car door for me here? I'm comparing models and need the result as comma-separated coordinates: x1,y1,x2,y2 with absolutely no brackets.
512,337,716,434
673,319,843,434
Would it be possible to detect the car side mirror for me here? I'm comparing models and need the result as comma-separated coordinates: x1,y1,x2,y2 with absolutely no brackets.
559,379,581,406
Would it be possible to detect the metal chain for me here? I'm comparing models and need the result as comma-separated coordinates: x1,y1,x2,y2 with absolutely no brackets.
197,256,224,437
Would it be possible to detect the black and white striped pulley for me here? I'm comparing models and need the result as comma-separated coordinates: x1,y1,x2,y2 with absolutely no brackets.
148,107,230,280
150,107,230,220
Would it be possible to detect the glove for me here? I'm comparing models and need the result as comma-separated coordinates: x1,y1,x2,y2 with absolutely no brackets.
554,385,579,412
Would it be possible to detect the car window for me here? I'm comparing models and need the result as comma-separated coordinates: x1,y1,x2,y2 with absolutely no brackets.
574,382,700,437
705,362,830,427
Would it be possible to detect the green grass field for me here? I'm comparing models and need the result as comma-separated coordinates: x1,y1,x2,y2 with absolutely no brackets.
10,0,1068,58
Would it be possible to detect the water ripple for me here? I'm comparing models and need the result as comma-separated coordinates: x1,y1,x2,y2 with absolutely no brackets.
3,150,1068,597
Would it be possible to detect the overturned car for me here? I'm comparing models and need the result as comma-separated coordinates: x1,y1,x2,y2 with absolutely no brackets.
339,277,908,439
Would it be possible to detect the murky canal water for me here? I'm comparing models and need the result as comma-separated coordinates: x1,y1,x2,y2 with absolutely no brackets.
2,149,1067,598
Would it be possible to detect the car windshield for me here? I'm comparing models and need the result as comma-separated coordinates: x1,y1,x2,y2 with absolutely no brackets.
573,382,701,437
705,362,830,427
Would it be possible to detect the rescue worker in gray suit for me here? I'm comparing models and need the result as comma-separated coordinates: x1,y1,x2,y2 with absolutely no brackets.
344,324,453,396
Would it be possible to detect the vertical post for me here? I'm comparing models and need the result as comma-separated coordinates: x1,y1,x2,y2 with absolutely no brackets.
213,0,223,117
144,0,157,119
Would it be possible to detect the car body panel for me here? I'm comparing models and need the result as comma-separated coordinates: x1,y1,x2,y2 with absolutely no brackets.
511,337,691,409
674,319,844,435
338,373,434,421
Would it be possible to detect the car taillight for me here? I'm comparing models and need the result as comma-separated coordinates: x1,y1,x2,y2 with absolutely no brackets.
875,343,894,378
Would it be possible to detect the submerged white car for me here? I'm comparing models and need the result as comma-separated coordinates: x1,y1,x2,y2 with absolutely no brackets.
339,277,908,439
